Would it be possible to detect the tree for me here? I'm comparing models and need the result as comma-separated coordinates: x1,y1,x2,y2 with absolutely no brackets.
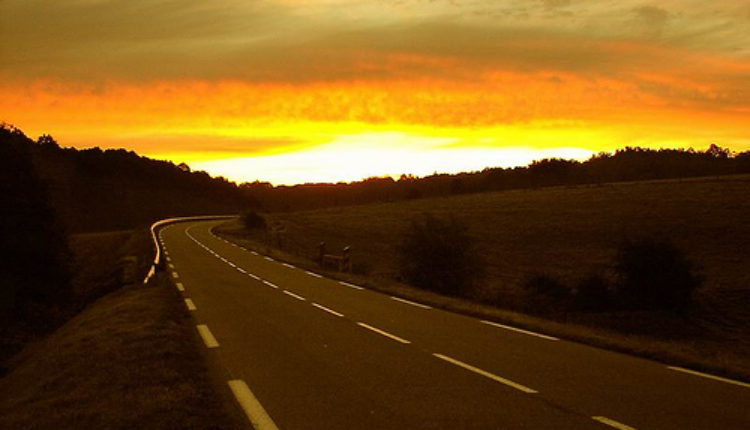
397,214,483,296
614,238,701,311
1,125,71,320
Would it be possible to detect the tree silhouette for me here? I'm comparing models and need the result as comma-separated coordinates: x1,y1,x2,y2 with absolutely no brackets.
1,124,71,321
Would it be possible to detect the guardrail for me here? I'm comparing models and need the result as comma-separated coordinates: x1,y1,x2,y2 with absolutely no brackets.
143,215,237,284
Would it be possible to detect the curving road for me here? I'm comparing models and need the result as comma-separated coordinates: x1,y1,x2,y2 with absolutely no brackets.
159,220,749,430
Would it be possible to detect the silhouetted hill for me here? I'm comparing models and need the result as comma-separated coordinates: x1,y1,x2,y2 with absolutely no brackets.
243,145,750,212
1,124,256,232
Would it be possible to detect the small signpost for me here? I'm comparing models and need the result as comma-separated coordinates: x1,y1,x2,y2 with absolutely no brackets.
318,242,351,272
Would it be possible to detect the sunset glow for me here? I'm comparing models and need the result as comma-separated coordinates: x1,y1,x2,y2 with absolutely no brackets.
2,0,749,185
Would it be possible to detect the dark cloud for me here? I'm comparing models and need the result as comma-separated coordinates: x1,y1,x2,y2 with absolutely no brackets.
1,0,746,96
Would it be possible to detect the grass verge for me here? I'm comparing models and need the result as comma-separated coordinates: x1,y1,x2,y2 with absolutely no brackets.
0,273,242,429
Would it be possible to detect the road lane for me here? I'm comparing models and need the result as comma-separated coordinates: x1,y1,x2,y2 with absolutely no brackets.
162,220,749,430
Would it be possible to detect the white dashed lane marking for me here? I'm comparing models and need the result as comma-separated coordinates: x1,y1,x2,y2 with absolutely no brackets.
357,322,410,344
339,281,364,290
433,353,537,394
481,320,559,341
228,380,280,430
196,324,219,348
312,303,344,317
390,296,432,309
282,290,306,301
262,280,279,289
667,366,750,388
592,416,637,430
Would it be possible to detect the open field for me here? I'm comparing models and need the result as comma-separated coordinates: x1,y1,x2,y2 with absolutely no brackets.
216,174,750,379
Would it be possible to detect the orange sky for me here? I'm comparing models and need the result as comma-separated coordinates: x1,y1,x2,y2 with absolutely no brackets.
2,0,749,185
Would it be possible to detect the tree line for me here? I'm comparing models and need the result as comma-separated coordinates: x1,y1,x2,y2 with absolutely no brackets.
0,123,257,339
4,125,257,233
243,144,750,212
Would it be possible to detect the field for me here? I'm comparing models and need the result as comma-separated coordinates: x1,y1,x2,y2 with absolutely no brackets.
218,174,750,378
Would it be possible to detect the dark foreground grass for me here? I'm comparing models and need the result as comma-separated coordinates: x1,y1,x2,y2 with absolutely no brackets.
0,274,242,429
1,229,241,429
215,174,750,381
1,229,153,361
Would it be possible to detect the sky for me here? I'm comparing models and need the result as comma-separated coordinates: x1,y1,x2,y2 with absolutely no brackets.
1,0,749,185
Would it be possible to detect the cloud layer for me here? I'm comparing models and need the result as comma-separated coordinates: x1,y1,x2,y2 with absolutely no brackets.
1,0,748,183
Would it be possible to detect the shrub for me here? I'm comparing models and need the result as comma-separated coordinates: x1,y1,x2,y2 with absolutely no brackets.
397,213,483,296
521,274,571,314
573,274,612,311
614,238,701,311
524,274,569,300
240,211,266,230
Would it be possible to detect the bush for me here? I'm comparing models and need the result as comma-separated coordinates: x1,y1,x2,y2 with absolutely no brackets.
524,274,569,300
397,213,483,296
240,211,266,230
614,238,701,311
521,274,571,314
573,274,612,311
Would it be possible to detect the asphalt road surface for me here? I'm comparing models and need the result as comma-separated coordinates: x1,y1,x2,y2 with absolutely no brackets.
159,220,749,430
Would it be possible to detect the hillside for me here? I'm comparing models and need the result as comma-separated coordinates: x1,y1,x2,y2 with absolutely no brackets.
1,124,256,232
222,174,750,375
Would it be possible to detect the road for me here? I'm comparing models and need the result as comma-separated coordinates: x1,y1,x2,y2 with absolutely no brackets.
159,220,749,430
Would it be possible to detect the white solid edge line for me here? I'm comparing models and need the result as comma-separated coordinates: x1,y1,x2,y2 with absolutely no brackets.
305,270,323,278
592,416,637,430
312,303,344,317
196,324,219,348
282,263,295,269
184,298,197,311
282,290,306,301
227,380,280,430
263,280,279,289
667,366,750,388
339,281,364,290
172,271,179,278
433,353,537,394
357,322,410,344
390,296,432,309
481,320,559,341
175,282,185,292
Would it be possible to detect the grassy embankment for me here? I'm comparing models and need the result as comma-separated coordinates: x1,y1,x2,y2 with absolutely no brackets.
0,230,241,429
215,174,750,381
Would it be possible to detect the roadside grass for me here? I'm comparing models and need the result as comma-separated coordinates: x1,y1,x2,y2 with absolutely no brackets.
0,273,241,429
1,228,242,429
1,229,152,362
214,174,750,381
